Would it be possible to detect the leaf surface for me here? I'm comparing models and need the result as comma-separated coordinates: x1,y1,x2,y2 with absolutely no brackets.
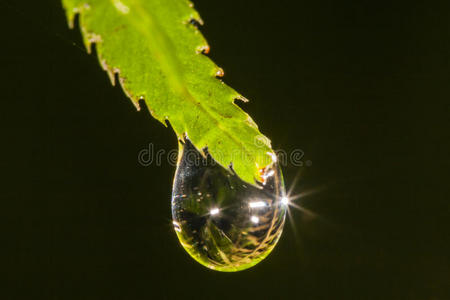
62,0,275,183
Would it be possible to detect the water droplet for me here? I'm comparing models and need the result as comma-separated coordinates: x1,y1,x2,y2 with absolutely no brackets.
171,139,286,272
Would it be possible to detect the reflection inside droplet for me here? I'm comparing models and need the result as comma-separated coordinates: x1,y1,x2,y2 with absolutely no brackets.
171,139,286,272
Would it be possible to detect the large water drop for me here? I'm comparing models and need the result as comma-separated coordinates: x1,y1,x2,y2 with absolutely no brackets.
171,139,286,272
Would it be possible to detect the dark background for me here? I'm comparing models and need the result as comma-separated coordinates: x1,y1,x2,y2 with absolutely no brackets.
1,0,448,299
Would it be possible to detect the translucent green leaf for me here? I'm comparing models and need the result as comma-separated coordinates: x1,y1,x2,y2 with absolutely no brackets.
62,0,275,184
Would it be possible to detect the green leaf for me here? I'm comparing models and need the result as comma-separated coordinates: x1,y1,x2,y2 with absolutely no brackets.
62,0,275,184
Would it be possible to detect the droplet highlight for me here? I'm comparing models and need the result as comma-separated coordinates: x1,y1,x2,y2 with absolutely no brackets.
171,139,286,272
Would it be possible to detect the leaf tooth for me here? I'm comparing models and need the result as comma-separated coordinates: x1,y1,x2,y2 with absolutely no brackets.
196,45,210,54
245,115,259,129
113,71,141,112
187,17,204,28
86,32,102,50
235,95,249,103
215,68,225,78
100,59,116,86
186,0,203,24
65,3,90,29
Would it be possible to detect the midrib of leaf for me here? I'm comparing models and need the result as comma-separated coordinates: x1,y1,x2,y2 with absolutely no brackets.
125,0,187,97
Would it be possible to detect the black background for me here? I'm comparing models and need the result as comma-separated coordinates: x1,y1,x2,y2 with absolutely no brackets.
1,0,448,299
